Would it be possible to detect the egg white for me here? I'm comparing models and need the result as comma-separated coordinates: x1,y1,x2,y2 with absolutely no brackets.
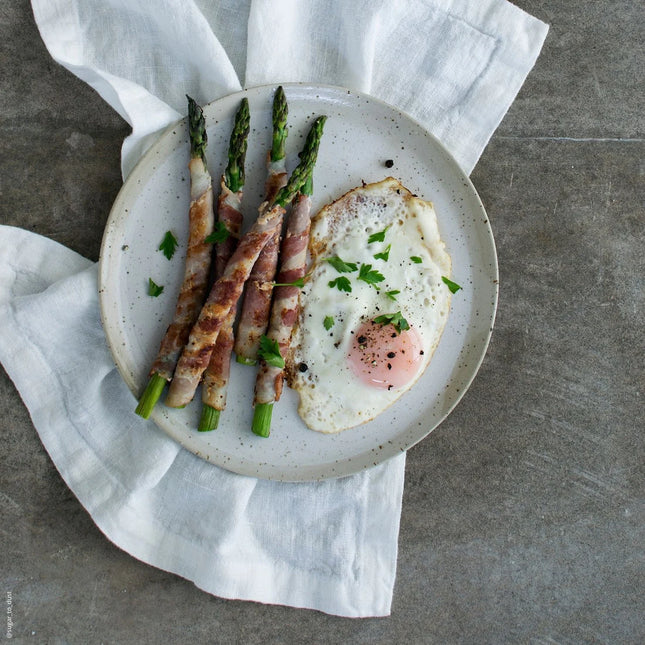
287,177,452,433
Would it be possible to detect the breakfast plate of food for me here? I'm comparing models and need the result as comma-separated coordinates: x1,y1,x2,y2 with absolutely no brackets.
99,83,498,481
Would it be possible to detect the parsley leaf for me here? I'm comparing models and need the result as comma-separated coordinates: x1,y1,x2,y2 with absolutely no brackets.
410,256,423,264
257,335,285,368
373,311,410,335
158,231,178,260
204,221,231,245
373,243,391,262
442,276,462,293
385,289,400,301
328,276,352,292
358,263,385,289
274,277,305,288
326,255,358,273
148,278,164,297
323,315,335,330
368,226,390,244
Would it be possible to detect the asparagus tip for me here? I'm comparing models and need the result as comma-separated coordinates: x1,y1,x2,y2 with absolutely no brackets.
135,373,167,419
252,403,274,437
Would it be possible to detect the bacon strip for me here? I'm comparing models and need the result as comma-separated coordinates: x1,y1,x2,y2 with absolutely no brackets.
233,156,288,363
165,201,286,407
201,181,243,411
149,157,214,381
254,192,312,404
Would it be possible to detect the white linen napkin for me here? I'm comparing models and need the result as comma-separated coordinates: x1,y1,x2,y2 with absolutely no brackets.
2,0,547,617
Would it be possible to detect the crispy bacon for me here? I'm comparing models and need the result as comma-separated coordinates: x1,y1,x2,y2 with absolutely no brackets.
201,180,243,411
165,201,286,407
234,157,288,362
254,192,311,404
149,157,214,381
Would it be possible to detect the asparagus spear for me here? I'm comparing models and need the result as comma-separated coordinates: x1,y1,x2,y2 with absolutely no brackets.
234,86,289,366
135,96,214,419
274,116,326,208
224,98,250,193
251,167,318,438
165,116,327,409
271,85,289,162
198,98,250,431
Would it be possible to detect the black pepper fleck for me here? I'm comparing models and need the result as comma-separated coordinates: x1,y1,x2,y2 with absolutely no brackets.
387,352,396,358
298,363,308,372
384,159,394,168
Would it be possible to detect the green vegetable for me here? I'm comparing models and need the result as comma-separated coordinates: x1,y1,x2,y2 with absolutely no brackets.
326,255,358,273
258,335,285,369
368,226,390,244
323,315,335,330
134,373,167,419
385,289,400,301
204,221,231,244
158,231,178,260
373,243,391,262
328,276,352,292
148,278,164,297
252,402,273,438
273,277,305,288
272,116,326,208
198,405,220,432
442,276,462,293
271,86,289,163
187,95,207,164
410,256,423,264
224,98,251,193
373,311,410,334
358,263,385,289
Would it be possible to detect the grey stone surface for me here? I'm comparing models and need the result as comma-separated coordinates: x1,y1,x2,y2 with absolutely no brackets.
1,0,643,643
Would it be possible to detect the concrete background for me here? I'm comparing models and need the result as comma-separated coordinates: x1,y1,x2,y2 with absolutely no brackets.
1,1,643,643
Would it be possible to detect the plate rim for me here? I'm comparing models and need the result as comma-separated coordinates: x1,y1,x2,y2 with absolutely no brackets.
98,82,499,481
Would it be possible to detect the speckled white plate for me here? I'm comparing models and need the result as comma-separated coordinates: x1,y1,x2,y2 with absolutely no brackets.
99,83,498,482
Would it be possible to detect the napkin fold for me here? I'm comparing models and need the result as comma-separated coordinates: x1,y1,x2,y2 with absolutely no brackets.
3,0,548,616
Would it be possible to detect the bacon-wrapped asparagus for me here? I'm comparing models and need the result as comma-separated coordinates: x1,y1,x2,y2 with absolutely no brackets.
251,171,318,437
165,117,327,409
135,97,214,419
234,86,289,366
198,99,250,432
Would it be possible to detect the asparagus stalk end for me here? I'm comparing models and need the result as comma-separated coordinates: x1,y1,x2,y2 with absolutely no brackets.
135,373,167,419
198,404,221,432
252,402,274,437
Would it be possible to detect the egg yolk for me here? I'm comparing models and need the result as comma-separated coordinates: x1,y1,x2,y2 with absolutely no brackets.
347,319,424,389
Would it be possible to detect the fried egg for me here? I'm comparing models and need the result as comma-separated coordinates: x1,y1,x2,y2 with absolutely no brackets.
286,177,453,433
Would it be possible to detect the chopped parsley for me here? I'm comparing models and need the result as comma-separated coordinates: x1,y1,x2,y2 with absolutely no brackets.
358,263,385,289
385,289,400,301
373,243,391,262
158,231,178,260
257,335,284,368
373,311,410,334
326,255,358,273
328,276,352,292
147,278,164,297
323,315,335,330
410,255,423,264
368,226,390,244
204,221,231,245
442,276,462,293
274,277,305,288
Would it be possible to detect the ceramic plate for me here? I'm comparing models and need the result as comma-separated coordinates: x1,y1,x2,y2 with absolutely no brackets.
99,84,498,481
